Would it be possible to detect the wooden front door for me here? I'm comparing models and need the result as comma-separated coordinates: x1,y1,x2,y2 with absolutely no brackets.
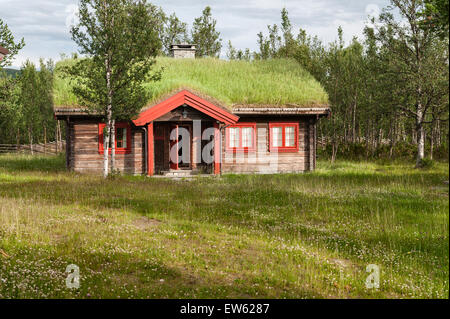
169,124,192,170
169,124,178,170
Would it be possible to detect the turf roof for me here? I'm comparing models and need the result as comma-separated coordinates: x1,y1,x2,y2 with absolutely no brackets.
53,57,329,112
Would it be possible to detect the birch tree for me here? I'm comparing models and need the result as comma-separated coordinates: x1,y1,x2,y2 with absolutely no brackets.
371,0,448,166
161,12,189,55
0,18,25,69
191,6,222,58
18,61,39,154
67,0,162,177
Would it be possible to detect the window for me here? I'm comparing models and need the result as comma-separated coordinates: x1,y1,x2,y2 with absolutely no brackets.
98,122,132,154
269,122,299,152
226,123,256,152
116,127,127,148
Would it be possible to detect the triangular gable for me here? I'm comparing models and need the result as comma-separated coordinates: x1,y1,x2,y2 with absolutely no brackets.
133,90,239,126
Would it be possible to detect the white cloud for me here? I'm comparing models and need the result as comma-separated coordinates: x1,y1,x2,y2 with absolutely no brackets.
1,0,391,67
65,4,79,30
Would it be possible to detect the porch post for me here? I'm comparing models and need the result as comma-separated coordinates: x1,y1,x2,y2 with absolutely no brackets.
148,122,154,176
214,122,221,175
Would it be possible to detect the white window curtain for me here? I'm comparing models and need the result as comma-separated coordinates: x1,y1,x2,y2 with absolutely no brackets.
229,127,240,148
285,126,295,147
241,127,253,148
272,127,282,147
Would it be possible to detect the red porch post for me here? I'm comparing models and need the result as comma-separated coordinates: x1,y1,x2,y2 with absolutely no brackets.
214,122,221,175
147,122,154,176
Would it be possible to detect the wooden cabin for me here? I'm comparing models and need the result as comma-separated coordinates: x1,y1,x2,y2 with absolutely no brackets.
54,45,330,176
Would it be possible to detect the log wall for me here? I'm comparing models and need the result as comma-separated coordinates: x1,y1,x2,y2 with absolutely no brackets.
66,119,145,174
220,116,317,174
64,115,317,175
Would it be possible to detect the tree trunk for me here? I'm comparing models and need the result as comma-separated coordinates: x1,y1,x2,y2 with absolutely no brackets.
103,123,110,177
436,120,441,147
415,107,425,167
111,119,116,172
55,121,59,153
320,125,325,151
103,0,113,178
430,126,434,160
104,56,113,178
44,126,47,154
16,127,20,152
28,126,33,155
58,120,62,153
412,126,417,144
352,92,357,143
331,142,339,164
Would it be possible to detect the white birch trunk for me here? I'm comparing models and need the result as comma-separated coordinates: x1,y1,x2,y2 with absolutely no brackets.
415,106,425,167
103,118,110,177
111,119,116,172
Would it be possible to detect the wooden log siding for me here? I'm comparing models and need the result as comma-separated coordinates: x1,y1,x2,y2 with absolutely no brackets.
67,120,145,174
221,117,316,174
308,117,316,171
63,116,317,175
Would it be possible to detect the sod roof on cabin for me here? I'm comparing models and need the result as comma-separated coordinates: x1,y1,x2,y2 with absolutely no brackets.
53,57,329,112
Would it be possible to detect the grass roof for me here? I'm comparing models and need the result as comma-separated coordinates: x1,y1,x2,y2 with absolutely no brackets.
53,57,329,111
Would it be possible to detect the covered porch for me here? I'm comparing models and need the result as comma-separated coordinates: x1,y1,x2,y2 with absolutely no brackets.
133,90,239,176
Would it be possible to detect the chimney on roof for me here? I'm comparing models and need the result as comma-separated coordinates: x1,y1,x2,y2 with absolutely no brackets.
170,43,196,59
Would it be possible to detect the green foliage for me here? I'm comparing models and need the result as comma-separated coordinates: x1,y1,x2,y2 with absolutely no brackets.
417,157,435,169
421,0,449,38
226,41,251,61
66,0,162,120
0,18,25,69
0,19,26,144
0,73,21,143
370,0,449,165
191,6,222,58
54,57,329,108
17,59,55,146
252,4,448,164
161,12,189,56
18,61,39,139
1,68,20,78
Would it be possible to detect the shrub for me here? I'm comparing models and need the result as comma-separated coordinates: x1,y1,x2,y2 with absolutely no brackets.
416,158,434,169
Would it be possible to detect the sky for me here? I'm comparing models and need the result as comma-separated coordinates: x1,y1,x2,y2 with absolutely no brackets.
0,0,391,68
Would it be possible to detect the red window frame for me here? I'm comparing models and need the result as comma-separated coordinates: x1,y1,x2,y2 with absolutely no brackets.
98,122,132,154
225,123,257,152
269,122,299,152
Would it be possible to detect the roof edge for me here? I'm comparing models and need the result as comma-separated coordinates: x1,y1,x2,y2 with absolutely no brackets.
55,105,331,118
232,107,331,116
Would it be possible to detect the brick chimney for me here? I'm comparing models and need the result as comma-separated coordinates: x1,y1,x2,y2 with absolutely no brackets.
170,43,196,59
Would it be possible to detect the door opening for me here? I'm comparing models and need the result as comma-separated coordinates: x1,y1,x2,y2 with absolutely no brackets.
169,123,192,170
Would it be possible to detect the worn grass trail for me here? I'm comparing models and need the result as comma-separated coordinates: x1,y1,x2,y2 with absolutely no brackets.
0,154,448,298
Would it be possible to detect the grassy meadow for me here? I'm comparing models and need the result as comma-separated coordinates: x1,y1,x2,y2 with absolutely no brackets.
53,57,328,109
0,153,448,299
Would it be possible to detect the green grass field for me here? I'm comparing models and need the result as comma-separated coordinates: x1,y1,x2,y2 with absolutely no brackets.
0,154,448,299
53,57,328,109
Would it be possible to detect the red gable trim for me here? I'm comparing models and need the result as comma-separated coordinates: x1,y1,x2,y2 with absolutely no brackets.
133,90,239,126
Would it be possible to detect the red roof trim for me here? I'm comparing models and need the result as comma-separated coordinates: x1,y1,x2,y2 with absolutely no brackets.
133,90,239,126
